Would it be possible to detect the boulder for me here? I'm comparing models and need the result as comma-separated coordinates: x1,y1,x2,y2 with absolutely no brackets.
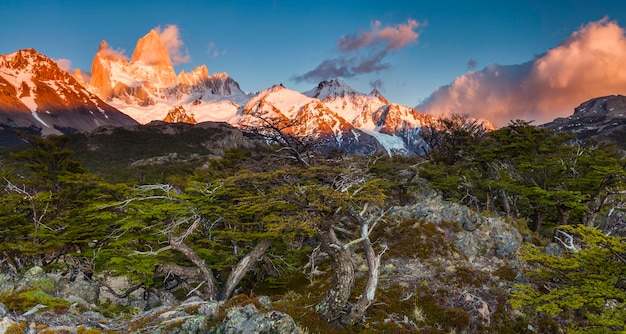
209,304,298,334
63,277,99,304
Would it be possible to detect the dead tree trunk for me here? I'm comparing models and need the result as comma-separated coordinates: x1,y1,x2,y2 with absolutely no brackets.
315,227,355,324
167,231,220,300
220,239,272,300
158,217,271,301
341,207,387,325
315,206,387,326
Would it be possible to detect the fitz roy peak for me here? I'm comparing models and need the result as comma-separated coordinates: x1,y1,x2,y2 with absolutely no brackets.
84,29,432,154
0,48,137,140
86,28,247,125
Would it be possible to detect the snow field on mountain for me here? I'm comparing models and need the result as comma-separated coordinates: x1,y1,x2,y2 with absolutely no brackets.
361,129,407,155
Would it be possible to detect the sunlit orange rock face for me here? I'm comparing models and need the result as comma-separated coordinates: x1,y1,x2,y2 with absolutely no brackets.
0,77,29,115
370,104,428,134
88,29,213,108
90,41,115,100
163,105,197,124
129,29,177,85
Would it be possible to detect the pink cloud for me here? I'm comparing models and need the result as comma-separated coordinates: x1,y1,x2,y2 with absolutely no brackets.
294,19,422,83
418,18,626,127
156,25,190,65
54,58,91,84
338,19,421,52
55,58,72,73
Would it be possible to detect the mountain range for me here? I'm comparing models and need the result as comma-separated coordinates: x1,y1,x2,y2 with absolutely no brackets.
0,28,624,151
0,29,434,153
0,48,137,145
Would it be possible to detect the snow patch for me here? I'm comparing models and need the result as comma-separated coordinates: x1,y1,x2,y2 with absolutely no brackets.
32,111,50,128
361,129,406,156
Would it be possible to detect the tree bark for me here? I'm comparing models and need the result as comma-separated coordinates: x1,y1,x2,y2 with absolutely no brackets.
342,223,382,325
500,190,511,217
220,239,272,300
557,206,570,226
155,263,206,282
316,228,355,324
168,238,219,300
532,211,544,233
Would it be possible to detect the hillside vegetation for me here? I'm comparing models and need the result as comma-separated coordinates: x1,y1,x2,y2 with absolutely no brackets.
0,117,625,333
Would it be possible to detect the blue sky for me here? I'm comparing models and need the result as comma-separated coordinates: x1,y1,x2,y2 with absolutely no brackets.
3,0,626,125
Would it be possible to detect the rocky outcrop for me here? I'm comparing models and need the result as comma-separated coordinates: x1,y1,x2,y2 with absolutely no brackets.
209,305,299,334
389,187,522,263
163,105,197,124
0,267,299,334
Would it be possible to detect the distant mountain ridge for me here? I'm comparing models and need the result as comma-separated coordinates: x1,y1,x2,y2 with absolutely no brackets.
81,29,432,155
0,48,137,145
541,95,626,149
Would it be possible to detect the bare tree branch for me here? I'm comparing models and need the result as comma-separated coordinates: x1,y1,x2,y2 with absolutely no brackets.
554,229,579,252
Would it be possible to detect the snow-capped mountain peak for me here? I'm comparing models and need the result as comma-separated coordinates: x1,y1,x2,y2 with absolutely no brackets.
76,29,433,155
302,79,388,124
303,78,359,99
0,49,137,137
83,28,250,124
369,88,389,104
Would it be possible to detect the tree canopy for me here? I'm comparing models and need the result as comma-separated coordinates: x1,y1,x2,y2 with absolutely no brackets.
420,118,626,233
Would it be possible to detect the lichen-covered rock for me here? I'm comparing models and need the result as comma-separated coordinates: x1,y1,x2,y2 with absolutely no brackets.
22,266,44,281
391,191,522,262
81,311,106,321
158,290,178,307
98,275,149,308
63,278,99,305
544,242,564,257
246,310,299,334
0,317,19,334
0,275,11,295
198,302,220,318
0,303,8,318
181,315,206,333
209,304,298,334
257,295,272,309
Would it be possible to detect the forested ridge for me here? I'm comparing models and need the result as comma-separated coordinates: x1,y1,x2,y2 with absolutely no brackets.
0,117,625,333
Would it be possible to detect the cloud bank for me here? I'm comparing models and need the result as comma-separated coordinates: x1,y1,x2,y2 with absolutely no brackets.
293,19,422,83
418,18,626,127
